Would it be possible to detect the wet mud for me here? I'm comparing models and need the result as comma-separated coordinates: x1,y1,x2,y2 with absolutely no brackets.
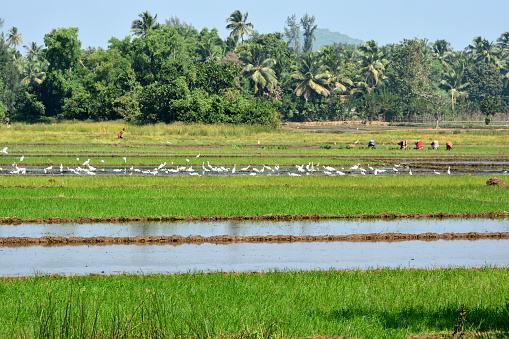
1,231,508,246
0,212,508,225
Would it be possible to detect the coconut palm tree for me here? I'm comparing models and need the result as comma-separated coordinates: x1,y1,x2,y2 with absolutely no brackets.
243,57,278,95
131,11,160,37
356,40,388,91
497,32,509,52
431,39,453,67
468,36,501,66
225,10,253,43
290,53,331,101
18,57,47,86
23,42,43,58
440,61,469,115
6,26,22,48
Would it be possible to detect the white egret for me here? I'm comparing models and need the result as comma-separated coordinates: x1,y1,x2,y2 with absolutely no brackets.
434,170,441,175
20,156,24,162
409,169,412,176
1,147,8,154
123,157,127,163
189,172,200,176
447,166,451,175
60,164,63,172
288,172,300,177
196,153,200,158
157,162,166,170
83,159,90,166
336,171,345,176
350,163,360,170
232,165,236,174
240,165,251,171
250,172,257,176
100,160,105,163
393,167,398,172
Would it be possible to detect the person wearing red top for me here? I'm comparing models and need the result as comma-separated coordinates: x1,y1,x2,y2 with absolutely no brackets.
416,140,423,149
118,128,125,139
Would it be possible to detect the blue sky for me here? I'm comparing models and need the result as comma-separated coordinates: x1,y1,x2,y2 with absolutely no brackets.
2,0,508,53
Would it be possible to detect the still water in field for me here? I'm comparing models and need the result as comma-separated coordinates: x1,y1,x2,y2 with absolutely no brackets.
0,240,508,277
1,218,508,238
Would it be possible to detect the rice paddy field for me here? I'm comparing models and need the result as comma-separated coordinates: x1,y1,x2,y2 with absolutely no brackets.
0,121,508,338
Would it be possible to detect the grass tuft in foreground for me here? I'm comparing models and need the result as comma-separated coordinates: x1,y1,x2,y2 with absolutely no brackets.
0,268,508,338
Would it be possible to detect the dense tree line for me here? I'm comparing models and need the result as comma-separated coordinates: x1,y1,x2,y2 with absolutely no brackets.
1,12,508,126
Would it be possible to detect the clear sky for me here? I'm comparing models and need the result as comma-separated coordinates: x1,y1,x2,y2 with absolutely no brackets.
2,0,508,53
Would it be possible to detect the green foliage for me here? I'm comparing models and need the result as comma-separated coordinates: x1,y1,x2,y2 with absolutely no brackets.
43,27,82,74
480,94,501,125
5,19,509,124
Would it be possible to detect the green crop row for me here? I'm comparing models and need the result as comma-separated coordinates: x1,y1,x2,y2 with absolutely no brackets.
0,176,507,219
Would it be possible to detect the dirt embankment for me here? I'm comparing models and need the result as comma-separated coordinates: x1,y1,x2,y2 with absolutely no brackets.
1,232,508,247
0,212,508,225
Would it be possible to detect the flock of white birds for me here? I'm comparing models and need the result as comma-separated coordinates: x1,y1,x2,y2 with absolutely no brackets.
0,145,459,177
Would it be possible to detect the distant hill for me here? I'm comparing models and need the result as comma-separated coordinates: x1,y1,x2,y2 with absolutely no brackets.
291,28,364,51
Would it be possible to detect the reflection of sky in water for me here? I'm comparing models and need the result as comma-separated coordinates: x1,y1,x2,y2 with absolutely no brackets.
1,219,508,238
0,240,508,277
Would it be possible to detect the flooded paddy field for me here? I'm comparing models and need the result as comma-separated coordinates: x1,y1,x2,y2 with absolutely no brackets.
1,239,508,277
1,219,507,277
1,218,508,238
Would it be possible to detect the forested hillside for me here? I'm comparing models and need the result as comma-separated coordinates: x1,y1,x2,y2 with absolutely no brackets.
0,12,508,125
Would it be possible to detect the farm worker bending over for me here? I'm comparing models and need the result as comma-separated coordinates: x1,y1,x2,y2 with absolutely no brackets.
416,140,423,149
446,141,453,150
368,140,376,148
118,128,125,139
398,140,407,149
431,140,439,149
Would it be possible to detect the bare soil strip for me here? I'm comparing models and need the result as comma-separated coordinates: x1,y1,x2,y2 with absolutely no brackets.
1,232,508,246
1,212,508,225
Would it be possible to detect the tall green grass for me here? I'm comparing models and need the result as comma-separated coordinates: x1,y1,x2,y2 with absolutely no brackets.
0,268,507,338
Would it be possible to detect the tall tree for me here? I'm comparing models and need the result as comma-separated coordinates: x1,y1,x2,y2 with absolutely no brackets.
226,10,253,43
6,27,22,48
356,40,388,91
284,14,301,55
131,11,160,38
440,61,469,115
300,14,317,54
43,27,82,74
468,36,501,66
241,45,278,95
24,42,44,59
431,39,452,67
290,53,331,101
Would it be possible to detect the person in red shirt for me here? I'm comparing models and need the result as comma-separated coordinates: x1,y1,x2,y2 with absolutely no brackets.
416,140,423,149
118,128,125,139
